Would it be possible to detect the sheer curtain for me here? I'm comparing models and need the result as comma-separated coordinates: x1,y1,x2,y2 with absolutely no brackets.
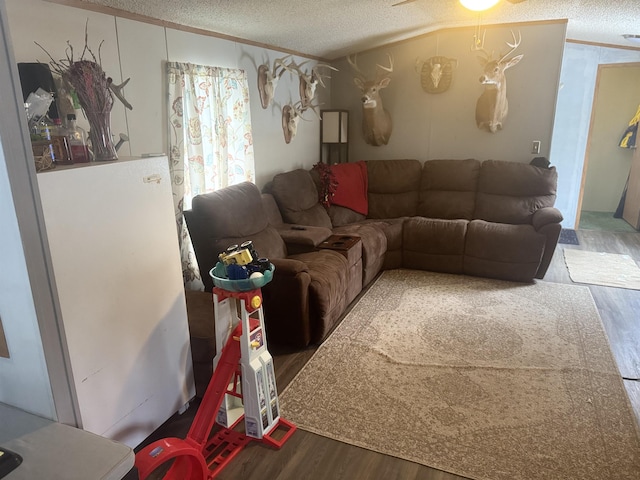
167,62,255,289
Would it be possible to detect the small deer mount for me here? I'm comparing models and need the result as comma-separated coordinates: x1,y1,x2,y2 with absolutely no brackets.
285,60,337,108
282,100,319,144
415,56,457,94
474,30,524,133
348,53,394,147
257,55,293,109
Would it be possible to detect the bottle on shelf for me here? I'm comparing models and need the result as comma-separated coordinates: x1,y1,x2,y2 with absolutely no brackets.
50,117,73,165
65,114,90,163
30,115,56,165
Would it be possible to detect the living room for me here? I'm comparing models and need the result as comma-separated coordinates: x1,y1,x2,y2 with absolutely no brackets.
1,0,639,479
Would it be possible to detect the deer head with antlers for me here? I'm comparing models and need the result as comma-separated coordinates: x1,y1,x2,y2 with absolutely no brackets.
474,30,523,133
257,55,293,109
285,60,338,108
348,53,393,146
281,100,319,144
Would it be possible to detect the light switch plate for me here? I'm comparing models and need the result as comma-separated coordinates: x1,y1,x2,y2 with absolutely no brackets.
532,141,541,154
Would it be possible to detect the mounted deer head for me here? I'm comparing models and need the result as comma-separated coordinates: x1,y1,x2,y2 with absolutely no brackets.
474,30,524,133
281,100,319,144
285,61,338,108
257,55,292,109
348,53,393,146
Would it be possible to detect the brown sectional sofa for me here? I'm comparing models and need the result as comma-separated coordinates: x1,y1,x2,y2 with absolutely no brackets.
185,158,562,351
185,182,345,348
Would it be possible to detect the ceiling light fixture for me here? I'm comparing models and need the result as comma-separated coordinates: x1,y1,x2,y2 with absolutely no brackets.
622,34,640,46
460,0,501,11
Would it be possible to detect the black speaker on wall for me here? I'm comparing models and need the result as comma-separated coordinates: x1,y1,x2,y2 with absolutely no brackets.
17,62,59,120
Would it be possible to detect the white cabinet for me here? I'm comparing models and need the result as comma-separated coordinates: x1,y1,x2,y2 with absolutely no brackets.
37,156,195,448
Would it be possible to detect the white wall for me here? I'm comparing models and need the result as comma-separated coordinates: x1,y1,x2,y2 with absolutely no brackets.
331,22,566,165
550,42,640,228
0,139,56,418
5,0,327,189
0,0,56,418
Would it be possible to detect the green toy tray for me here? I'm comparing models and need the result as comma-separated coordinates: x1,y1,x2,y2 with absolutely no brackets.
209,261,274,292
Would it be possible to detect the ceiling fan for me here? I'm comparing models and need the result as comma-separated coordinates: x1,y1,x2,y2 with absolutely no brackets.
393,0,527,7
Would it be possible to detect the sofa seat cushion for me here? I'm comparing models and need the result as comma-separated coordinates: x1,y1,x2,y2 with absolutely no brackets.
403,217,468,273
353,218,405,270
419,159,480,219
289,250,349,343
464,220,546,282
271,169,332,228
367,159,422,218
333,223,388,287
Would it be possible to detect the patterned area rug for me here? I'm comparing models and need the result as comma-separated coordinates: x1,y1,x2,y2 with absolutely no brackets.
279,270,640,480
563,249,640,290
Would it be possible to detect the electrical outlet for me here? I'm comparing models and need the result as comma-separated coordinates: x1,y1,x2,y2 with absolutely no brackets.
532,141,541,155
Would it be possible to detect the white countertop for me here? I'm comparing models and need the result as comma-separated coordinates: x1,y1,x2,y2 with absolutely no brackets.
0,403,134,479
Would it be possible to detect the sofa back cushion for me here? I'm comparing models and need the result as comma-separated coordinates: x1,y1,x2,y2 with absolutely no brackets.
474,160,558,224
271,169,333,228
309,168,366,227
186,182,287,290
418,159,480,219
261,193,284,226
327,205,367,227
366,159,422,218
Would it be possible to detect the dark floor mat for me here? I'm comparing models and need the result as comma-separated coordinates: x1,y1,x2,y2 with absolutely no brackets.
559,229,579,245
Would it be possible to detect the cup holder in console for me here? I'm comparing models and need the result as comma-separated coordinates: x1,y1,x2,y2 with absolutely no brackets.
318,234,359,252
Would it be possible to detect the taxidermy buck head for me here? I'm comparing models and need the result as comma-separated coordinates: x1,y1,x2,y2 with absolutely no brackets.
257,55,293,109
474,30,523,133
348,53,393,146
286,60,337,107
475,31,524,133
282,100,319,144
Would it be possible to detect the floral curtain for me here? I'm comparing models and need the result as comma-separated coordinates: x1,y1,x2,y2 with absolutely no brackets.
167,62,255,290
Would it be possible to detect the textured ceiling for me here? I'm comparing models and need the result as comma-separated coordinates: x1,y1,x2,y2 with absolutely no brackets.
79,0,640,59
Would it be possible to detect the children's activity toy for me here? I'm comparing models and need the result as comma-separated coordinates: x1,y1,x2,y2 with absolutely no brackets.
135,242,296,479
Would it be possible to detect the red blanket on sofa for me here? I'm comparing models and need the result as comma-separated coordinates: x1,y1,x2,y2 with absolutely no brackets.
330,161,368,215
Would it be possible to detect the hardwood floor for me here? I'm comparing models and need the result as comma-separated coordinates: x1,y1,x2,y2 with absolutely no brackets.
130,229,640,480
554,230,640,427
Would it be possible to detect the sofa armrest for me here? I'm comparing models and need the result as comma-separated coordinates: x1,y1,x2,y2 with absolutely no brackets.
270,257,309,276
532,208,563,280
276,225,333,254
532,207,563,230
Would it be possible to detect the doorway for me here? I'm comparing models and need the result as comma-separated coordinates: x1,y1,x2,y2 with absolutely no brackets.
578,62,640,232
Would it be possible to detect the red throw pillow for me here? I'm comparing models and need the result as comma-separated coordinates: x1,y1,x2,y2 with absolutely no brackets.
330,161,368,215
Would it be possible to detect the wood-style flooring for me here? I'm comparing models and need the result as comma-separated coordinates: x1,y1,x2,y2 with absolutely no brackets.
129,229,640,480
